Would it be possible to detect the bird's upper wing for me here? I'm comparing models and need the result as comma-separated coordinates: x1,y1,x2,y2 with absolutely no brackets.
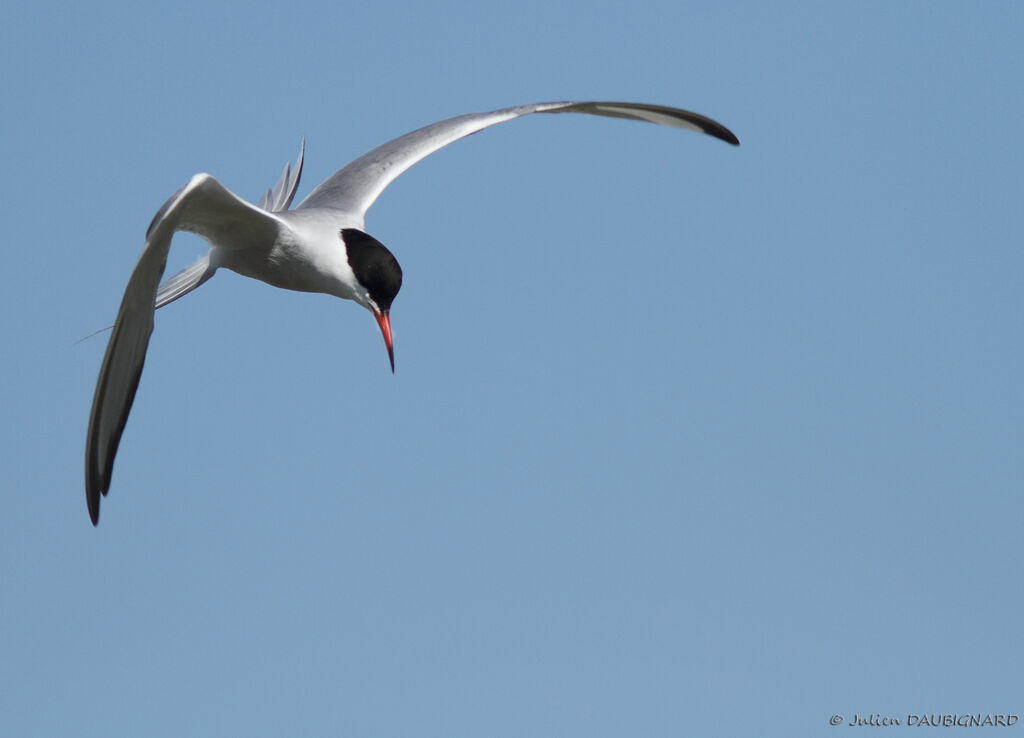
85,174,286,525
294,101,739,220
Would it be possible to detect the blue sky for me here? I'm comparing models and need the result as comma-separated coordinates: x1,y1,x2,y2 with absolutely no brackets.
2,1,1022,736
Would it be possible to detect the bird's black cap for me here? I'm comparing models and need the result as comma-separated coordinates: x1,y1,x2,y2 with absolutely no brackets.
342,228,402,311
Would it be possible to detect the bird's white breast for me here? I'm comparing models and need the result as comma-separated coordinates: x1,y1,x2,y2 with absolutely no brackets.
218,211,365,302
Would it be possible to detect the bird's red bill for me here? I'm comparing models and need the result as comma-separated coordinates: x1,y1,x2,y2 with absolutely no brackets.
374,311,395,372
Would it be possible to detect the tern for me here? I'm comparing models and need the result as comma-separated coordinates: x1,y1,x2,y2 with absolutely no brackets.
85,100,739,525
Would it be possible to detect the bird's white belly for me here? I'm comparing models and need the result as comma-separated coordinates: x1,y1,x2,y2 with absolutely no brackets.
215,228,360,301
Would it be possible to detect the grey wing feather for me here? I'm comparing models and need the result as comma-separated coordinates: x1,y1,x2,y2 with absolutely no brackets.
85,174,284,525
294,101,738,219
154,254,216,310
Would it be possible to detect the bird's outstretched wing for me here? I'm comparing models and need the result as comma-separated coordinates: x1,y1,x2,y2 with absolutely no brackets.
85,174,286,525
295,101,739,220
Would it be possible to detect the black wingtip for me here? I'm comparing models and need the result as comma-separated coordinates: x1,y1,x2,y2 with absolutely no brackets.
690,114,739,146
718,128,740,147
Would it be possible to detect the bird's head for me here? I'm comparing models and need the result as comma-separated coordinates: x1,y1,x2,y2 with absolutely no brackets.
342,228,403,372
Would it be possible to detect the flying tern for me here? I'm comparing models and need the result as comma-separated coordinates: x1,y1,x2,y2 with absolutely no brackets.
85,100,739,525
